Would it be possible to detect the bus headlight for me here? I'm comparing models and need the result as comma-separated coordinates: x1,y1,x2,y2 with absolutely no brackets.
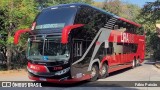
27,66,38,74
55,67,70,76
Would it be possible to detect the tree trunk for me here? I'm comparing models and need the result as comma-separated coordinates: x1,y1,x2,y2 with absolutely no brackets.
6,46,12,70
6,0,14,70
6,32,12,70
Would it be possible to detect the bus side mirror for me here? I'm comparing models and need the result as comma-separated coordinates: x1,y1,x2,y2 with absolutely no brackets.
61,24,84,44
14,28,30,45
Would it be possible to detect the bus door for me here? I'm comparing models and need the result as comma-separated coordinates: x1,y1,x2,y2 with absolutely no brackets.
71,39,90,78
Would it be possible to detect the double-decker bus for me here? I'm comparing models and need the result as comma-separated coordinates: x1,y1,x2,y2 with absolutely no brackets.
14,3,145,82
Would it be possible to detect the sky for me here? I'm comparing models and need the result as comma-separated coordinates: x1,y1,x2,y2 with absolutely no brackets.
94,0,156,7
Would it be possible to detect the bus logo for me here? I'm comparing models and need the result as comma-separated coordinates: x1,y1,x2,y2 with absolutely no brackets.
121,32,129,42
121,32,134,43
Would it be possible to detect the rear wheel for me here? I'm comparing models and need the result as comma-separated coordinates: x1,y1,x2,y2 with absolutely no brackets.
99,63,109,79
89,64,99,82
136,59,140,66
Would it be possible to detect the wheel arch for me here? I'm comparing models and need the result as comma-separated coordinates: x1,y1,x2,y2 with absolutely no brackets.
87,59,100,71
101,60,109,69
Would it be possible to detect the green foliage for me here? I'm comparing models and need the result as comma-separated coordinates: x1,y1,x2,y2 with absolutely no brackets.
7,36,14,45
103,0,141,21
138,0,160,60
0,0,38,36
149,33,160,60
103,0,121,15
141,0,160,23
0,0,38,70
36,0,93,9
0,0,96,70
1,0,158,69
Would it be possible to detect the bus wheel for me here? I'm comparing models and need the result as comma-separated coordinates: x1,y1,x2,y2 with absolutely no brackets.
132,60,136,68
99,63,109,79
89,64,99,82
136,59,140,66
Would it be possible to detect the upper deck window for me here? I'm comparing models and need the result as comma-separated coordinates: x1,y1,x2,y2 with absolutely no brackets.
34,7,77,30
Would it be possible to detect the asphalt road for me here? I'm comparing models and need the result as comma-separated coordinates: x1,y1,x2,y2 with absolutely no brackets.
1,59,160,90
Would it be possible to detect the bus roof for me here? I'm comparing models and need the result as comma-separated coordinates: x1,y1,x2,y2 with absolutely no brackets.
43,3,141,28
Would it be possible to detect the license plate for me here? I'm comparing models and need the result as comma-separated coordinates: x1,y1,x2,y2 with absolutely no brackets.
39,78,47,81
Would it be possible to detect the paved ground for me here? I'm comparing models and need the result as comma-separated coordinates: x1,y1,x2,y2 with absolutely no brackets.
0,69,30,81
0,60,160,90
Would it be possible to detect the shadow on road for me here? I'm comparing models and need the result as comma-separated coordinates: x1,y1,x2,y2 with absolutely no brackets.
31,60,152,89
35,67,142,88
109,67,131,77
34,68,132,87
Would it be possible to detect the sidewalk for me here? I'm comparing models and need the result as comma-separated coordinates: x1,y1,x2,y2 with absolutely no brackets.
0,69,31,81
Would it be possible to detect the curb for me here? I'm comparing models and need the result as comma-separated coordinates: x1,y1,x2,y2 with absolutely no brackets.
155,63,160,69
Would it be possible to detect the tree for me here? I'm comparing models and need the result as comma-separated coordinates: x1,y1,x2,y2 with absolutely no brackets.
0,0,38,70
103,0,140,21
0,0,95,70
137,0,160,60
36,0,93,10
103,0,121,15
141,0,160,23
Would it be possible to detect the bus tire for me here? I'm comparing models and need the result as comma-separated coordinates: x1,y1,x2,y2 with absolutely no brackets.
136,59,140,66
89,64,99,82
99,63,109,79
132,60,136,68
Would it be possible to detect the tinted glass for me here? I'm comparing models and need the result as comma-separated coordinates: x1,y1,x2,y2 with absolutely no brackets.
27,36,70,61
35,7,77,30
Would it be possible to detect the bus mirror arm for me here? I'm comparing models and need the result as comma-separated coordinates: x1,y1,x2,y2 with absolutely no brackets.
14,28,31,45
61,24,84,44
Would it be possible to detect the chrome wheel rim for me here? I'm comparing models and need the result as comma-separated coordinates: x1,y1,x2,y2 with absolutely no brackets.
101,65,106,75
91,67,96,77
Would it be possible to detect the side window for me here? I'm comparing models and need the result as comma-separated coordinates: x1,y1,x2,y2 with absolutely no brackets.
114,25,118,30
74,6,108,31
126,24,136,34
113,42,123,55
123,43,131,54
98,43,105,56
96,43,105,59
115,20,137,35
97,42,114,56
74,6,93,24
131,44,138,53
123,43,138,54
107,42,113,55
114,20,127,32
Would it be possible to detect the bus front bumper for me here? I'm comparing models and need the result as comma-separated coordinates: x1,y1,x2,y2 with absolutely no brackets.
28,74,91,83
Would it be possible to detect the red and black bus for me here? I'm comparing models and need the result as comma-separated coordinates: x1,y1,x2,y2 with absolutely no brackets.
14,3,145,82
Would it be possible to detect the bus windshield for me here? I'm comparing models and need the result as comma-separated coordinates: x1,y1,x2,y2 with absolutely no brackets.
27,36,70,61
34,7,77,30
